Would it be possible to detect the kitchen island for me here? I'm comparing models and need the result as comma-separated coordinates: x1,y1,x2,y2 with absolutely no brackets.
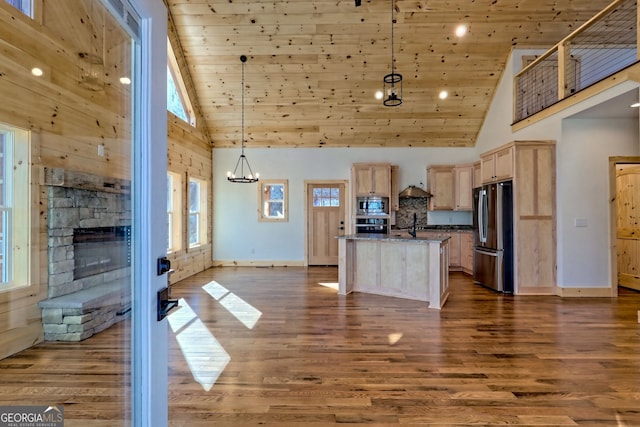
337,234,450,309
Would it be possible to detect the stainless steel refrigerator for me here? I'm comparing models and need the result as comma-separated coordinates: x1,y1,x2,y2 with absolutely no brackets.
472,181,514,293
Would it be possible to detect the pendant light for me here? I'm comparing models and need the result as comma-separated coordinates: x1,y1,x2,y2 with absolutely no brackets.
227,55,259,183
383,0,402,107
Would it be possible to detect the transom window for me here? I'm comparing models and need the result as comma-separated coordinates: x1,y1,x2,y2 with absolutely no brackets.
4,0,32,17
312,187,340,207
259,180,288,222
167,38,195,126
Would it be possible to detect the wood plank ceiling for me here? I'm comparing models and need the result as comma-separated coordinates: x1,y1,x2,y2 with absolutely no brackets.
166,0,614,148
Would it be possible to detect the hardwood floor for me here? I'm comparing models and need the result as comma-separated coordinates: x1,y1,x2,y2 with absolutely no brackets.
1,267,639,426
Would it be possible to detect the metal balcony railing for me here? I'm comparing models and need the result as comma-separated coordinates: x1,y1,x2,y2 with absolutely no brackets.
514,0,638,123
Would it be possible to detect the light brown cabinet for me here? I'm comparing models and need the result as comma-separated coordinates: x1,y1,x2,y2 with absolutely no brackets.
427,165,454,210
416,231,461,268
390,165,399,211
481,145,513,183
453,164,474,210
460,231,473,274
352,163,391,197
428,164,473,211
478,140,557,294
473,161,482,188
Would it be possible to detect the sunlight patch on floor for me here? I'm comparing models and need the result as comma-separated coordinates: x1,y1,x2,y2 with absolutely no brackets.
318,281,339,291
388,332,403,345
202,280,229,300
168,298,230,391
203,280,262,330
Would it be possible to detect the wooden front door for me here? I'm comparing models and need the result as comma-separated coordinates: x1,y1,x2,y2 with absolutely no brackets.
307,182,346,266
616,163,640,290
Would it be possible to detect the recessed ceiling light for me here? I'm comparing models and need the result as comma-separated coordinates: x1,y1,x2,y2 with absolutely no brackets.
31,67,43,77
120,76,131,85
375,90,384,100
631,102,640,108
455,24,468,37
439,90,448,100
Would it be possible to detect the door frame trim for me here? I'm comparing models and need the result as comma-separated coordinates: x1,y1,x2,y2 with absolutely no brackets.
304,180,350,266
608,156,640,297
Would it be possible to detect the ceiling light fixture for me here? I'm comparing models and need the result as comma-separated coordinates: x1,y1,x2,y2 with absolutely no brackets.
631,102,640,108
383,0,402,107
455,24,468,37
227,55,259,183
439,90,448,100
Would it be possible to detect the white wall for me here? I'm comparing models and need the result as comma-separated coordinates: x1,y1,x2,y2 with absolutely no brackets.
213,147,475,262
477,49,640,288
557,118,638,287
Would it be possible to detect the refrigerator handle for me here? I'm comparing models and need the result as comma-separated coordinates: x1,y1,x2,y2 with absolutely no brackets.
479,189,487,243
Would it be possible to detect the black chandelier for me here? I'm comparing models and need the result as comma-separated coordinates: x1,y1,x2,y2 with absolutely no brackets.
383,0,402,107
227,55,259,183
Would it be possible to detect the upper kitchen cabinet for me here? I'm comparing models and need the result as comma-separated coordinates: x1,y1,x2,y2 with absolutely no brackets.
481,145,513,183
427,165,454,210
453,163,474,211
352,163,391,197
428,164,473,211
473,161,482,188
390,165,399,211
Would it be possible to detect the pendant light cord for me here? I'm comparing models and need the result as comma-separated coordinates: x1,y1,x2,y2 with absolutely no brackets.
391,0,395,77
241,58,245,156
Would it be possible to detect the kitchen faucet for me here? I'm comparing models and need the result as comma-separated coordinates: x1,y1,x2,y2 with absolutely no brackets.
409,213,417,238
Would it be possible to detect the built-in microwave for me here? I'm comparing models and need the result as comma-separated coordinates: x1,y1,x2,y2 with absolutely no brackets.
356,197,388,216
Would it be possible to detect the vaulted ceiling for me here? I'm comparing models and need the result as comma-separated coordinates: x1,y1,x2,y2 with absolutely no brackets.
166,0,614,148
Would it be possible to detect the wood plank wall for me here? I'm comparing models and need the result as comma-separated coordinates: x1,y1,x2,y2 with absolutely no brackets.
167,115,214,284
166,11,214,284
0,0,213,358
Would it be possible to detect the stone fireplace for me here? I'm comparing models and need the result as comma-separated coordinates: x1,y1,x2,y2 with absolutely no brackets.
39,168,132,342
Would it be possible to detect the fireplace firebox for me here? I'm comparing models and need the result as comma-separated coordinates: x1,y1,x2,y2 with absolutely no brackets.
73,226,131,280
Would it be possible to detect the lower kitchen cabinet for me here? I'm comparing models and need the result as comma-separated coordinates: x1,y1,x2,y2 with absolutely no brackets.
416,231,466,272
460,231,473,274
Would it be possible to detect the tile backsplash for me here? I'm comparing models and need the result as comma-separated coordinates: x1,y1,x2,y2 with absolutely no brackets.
395,198,473,228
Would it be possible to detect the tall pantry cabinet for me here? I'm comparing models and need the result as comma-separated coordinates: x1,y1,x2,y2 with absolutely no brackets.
481,140,557,294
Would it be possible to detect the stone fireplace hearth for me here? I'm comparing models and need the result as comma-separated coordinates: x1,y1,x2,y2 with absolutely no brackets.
38,168,132,342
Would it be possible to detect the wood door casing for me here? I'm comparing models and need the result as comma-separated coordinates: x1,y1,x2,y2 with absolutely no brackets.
616,163,640,290
307,182,346,266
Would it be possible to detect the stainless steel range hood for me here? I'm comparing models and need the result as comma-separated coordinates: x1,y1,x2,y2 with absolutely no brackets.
399,185,432,198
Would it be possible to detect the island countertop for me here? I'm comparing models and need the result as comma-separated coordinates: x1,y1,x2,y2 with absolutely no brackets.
337,233,450,243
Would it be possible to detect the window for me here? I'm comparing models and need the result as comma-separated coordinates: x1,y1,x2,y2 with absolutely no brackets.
167,171,182,252
167,38,195,126
0,124,29,290
312,186,340,207
259,180,288,222
4,0,32,17
188,177,208,247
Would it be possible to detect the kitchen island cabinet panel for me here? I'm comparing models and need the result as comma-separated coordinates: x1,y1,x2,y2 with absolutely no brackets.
338,234,450,309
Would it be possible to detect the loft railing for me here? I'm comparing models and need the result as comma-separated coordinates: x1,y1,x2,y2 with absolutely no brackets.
514,0,638,123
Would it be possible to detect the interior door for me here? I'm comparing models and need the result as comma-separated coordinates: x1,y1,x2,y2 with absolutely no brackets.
307,182,346,265
616,163,640,291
